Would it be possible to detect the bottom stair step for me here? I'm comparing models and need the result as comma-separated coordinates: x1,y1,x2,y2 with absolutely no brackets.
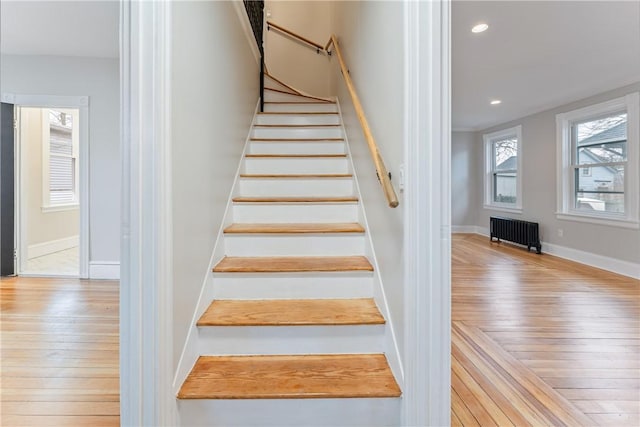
178,354,401,399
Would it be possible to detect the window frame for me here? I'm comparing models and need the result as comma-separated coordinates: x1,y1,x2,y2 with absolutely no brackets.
41,108,80,212
556,92,639,229
483,125,523,213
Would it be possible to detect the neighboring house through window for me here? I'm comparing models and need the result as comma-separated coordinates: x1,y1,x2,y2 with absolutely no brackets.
483,125,523,212
556,92,639,228
42,109,79,211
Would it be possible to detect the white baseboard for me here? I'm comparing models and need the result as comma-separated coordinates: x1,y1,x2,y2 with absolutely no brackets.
89,261,120,280
451,225,480,234
456,226,639,279
542,242,639,280
28,235,79,259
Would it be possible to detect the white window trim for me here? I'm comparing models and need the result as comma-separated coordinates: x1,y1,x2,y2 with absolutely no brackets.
483,125,523,213
556,92,639,228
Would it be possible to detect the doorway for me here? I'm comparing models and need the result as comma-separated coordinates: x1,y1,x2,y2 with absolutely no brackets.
2,94,90,278
18,106,81,276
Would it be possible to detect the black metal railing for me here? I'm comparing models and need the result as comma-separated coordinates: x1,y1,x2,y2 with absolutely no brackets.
243,0,265,111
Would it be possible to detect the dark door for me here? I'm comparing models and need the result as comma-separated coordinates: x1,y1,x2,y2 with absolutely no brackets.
1,102,15,276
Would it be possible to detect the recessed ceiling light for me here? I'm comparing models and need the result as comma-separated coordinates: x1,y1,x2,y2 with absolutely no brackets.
472,23,489,33
490,100,502,105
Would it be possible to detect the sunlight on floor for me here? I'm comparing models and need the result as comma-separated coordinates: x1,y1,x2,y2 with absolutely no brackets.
24,246,78,276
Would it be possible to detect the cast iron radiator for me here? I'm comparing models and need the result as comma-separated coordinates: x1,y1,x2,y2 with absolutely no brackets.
490,216,542,254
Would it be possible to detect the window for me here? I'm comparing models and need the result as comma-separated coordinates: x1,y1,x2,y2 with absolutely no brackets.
556,93,639,228
483,125,523,212
42,109,79,210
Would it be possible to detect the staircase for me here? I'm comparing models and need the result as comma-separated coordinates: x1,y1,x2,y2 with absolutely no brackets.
176,75,402,426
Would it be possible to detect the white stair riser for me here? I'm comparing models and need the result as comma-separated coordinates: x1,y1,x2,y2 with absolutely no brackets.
251,127,343,139
264,103,338,113
212,272,373,299
224,234,365,256
244,157,349,174
248,141,345,155
255,114,340,125
197,325,384,355
264,91,328,103
237,178,353,197
232,203,359,223
178,398,401,427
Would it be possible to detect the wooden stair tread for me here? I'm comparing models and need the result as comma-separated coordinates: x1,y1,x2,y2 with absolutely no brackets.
197,298,384,326
250,138,344,142
224,222,365,234
264,87,332,103
213,256,373,273
177,354,401,399
239,173,353,178
245,154,346,158
232,196,358,203
264,86,298,96
257,112,339,115
253,124,341,128
264,101,337,105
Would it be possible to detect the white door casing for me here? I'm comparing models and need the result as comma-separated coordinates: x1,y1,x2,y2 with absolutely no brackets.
0,93,90,279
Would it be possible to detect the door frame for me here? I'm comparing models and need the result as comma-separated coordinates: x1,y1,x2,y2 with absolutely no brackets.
119,0,175,425
0,93,90,279
403,0,451,425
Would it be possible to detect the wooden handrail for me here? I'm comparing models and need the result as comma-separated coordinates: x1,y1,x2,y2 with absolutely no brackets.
327,35,399,208
264,27,398,207
267,21,327,53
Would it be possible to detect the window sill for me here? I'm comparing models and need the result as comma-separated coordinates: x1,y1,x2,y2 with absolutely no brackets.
483,204,523,214
42,204,79,213
556,212,640,229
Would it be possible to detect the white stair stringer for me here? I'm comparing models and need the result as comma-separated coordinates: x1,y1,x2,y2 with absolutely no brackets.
175,96,402,427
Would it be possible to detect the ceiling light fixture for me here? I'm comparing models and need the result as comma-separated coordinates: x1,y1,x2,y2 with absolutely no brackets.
472,23,489,33
490,99,502,105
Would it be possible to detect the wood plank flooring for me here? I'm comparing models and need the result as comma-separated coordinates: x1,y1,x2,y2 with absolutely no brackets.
452,233,640,426
2,235,637,425
0,276,119,426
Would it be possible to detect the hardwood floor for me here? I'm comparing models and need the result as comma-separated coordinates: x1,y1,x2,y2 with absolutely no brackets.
0,277,119,427
452,233,640,427
2,236,637,426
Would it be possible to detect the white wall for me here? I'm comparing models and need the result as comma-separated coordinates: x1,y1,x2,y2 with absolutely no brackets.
451,131,480,227
328,0,405,356
171,0,259,371
1,55,120,265
464,83,640,266
264,0,331,96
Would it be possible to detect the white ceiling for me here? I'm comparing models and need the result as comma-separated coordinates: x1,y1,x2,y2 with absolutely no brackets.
0,1,119,58
452,1,640,131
